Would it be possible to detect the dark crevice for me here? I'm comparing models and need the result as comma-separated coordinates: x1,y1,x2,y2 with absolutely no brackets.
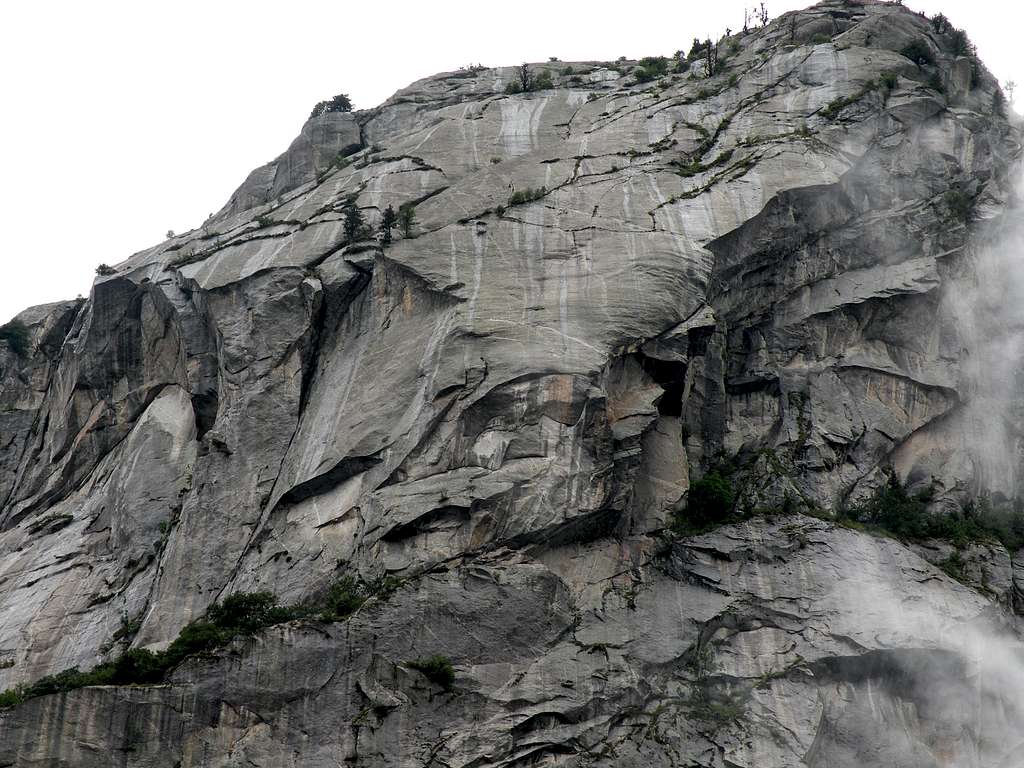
515,506,621,551
297,292,329,418
278,456,383,506
636,354,689,417
725,376,781,397
191,391,219,441
381,505,472,542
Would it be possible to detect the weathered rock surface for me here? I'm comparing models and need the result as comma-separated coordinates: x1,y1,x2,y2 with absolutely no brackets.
1,1,1023,765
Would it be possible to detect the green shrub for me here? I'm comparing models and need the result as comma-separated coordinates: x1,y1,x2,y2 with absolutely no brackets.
673,147,734,178
309,93,353,119
560,65,574,76
810,33,833,45
634,67,656,84
21,665,115,699
674,159,702,177
901,39,935,67
321,576,365,621
634,56,668,83
508,186,547,206
879,71,898,90
408,655,455,691
845,474,931,539
95,263,117,276
839,474,1023,550
945,187,975,223
110,649,164,685
676,472,735,531
638,57,668,76
0,320,29,357
206,592,297,635
961,496,1024,551
0,687,24,708
370,575,402,599
712,149,733,167
162,619,229,669
533,70,554,90
821,95,850,119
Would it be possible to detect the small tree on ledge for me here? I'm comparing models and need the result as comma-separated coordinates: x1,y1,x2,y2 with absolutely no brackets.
343,204,366,242
380,204,397,245
398,203,417,238
518,63,533,93
309,93,354,120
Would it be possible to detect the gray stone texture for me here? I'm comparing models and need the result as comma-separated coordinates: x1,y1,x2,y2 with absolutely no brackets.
1,2,1023,765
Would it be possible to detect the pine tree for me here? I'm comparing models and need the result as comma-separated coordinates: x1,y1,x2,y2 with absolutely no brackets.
309,93,353,120
518,63,533,93
380,204,397,245
398,203,416,238
343,204,365,242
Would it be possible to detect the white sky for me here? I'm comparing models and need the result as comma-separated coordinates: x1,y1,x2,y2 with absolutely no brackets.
1,0,1020,323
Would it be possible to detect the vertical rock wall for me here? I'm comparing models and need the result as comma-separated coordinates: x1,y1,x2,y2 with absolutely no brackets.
1,2,1023,764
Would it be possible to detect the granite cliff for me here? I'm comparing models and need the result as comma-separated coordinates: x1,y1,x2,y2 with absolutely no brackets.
2,1,1024,765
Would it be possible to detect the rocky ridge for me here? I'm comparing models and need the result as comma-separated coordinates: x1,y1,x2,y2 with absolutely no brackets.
1,1,1023,765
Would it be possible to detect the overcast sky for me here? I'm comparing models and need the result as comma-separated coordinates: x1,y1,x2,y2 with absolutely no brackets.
1,0,1020,322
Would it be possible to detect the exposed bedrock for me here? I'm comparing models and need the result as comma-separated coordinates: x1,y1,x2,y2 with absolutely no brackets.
1,1,1023,764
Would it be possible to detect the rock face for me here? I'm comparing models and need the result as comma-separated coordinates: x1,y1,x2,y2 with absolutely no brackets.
1,1,1023,765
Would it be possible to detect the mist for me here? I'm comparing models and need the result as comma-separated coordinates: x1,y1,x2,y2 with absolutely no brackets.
825,550,1024,767
952,162,1024,500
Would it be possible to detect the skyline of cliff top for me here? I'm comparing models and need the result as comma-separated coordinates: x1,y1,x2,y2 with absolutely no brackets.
2,0,1023,322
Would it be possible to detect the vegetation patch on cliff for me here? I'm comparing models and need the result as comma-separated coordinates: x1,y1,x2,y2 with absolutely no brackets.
672,471,739,535
407,655,456,691
671,462,1023,558
838,475,1024,552
0,577,399,710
